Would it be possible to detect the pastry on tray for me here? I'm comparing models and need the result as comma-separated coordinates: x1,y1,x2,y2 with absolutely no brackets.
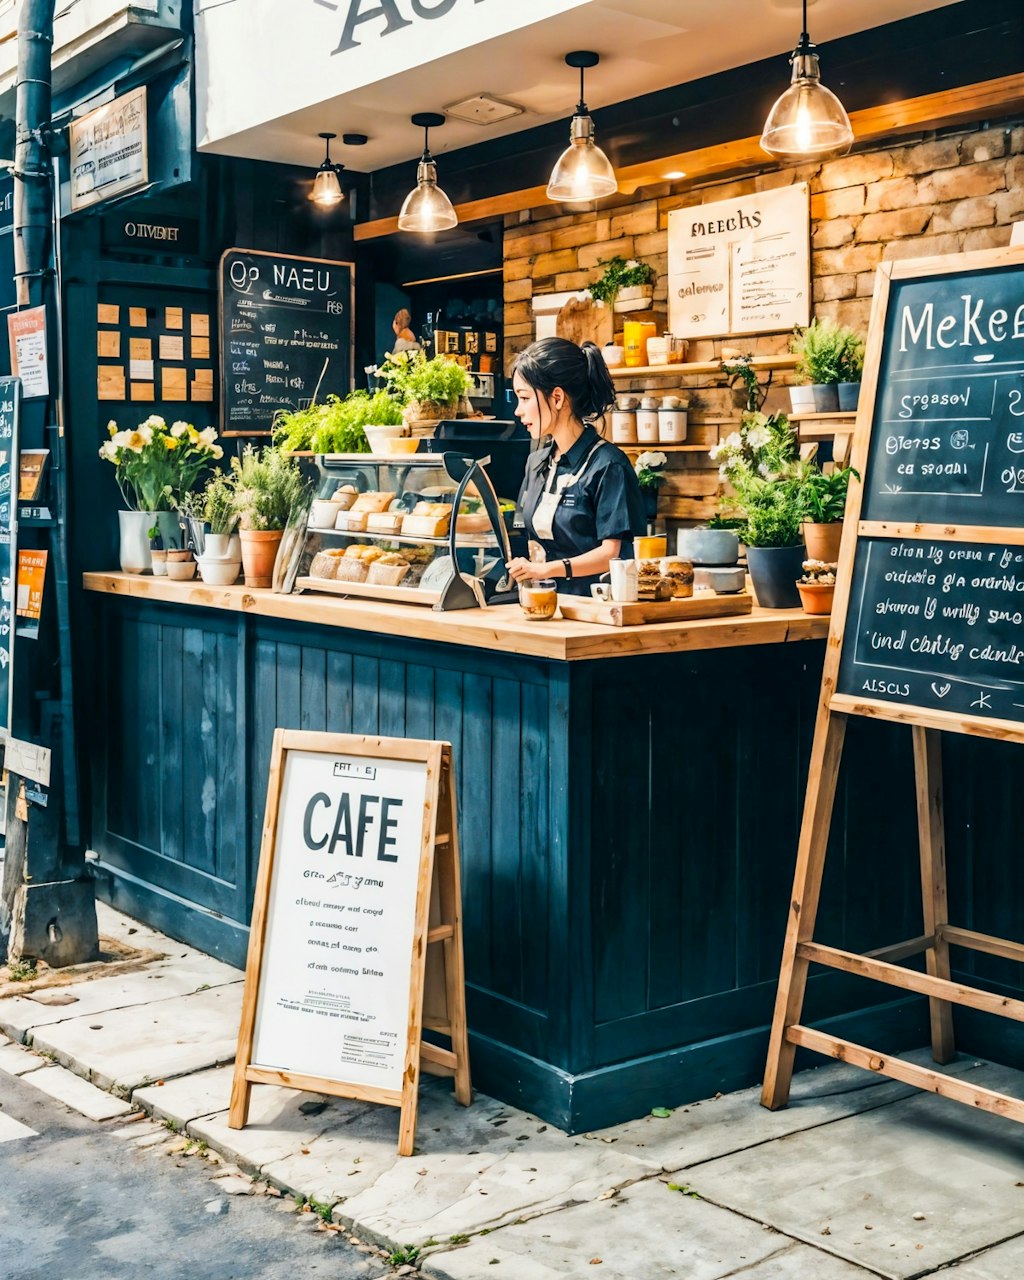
367,553,411,586
350,490,396,514
334,556,369,583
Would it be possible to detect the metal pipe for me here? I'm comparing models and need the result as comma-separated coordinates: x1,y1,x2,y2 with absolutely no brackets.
14,0,55,308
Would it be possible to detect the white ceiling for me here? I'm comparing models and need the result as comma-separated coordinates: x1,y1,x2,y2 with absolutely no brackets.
198,0,963,173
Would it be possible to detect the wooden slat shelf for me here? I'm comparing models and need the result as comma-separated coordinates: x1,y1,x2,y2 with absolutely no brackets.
608,355,797,379
619,443,709,452
788,411,857,421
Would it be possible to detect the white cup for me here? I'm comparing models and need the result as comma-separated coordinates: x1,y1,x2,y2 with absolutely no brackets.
590,583,611,601
609,558,639,602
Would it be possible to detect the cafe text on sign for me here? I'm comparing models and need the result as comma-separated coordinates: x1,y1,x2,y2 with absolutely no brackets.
230,731,470,1156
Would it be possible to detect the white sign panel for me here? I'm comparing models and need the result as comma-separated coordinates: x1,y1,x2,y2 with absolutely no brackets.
668,184,810,340
251,748,429,1091
70,86,148,212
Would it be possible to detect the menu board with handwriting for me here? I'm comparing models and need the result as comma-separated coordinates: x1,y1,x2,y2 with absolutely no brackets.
219,249,354,434
0,377,19,736
835,253,1024,729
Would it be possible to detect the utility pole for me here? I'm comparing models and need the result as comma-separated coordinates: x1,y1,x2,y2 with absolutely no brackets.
1,0,98,966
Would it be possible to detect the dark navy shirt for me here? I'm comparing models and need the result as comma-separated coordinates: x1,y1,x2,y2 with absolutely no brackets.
517,426,647,596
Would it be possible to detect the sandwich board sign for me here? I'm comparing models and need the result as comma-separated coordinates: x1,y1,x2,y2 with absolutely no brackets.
763,245,1024,1127
230,731,471,1155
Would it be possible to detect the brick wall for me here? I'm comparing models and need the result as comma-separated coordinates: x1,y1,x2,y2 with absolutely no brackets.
502,118,1024,523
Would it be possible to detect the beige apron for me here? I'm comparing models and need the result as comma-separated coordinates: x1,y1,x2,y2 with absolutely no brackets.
531,437,607,542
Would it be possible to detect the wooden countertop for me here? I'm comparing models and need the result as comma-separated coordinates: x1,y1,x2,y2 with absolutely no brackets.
83,572,829,662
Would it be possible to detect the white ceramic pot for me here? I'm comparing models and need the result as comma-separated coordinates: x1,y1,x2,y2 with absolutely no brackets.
364,424,408,453
165,558,197,581
677,527,740,566
788,385,817,415
658,409,687,443
197,557,241,586
118,510,153,574
204,532,241,561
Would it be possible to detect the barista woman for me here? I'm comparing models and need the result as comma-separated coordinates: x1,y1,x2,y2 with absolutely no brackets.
506,337,646,597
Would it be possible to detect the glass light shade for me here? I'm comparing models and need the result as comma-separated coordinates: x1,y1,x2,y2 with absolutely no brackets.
546,113,617,203
310,165,343,206
760,52,854,162
397,157,458,233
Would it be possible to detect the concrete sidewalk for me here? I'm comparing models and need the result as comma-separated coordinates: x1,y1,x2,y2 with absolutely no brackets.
2,902,1023,1279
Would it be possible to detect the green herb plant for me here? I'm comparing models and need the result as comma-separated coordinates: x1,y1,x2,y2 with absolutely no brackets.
790,319,865,386
710,411,804,548
273,390,404,454
228,445,309,532
202,471,240,536
587,255,655,305
374,351,472,407
797,465,860,525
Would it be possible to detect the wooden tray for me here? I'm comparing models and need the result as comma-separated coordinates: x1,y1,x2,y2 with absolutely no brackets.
296,576,442,607
557,590,752,627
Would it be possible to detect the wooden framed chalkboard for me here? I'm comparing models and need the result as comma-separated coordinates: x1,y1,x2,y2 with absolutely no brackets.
763,245,1024,1128
229,731,471,1156
218,249,354,437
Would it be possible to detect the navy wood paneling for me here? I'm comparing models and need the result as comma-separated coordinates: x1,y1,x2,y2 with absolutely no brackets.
86,598,1024,1132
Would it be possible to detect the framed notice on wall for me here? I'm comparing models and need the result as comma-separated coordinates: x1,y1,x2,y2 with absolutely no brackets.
70,86,148,213
668,183,810,340
0,376,19,737
230,731,470,1155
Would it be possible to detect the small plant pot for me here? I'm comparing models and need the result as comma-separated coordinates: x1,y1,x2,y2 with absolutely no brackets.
403,399,455,424
613,284,655,313
803,521,844,563
788,385,817,415
838,381,861,411
197,557,241,587
676,528,740,566
165,557,196,582
747,544,805,609
239,529,284,588
204,532,241,561
797,581,835,615
810,383,840,413
150,549,168,577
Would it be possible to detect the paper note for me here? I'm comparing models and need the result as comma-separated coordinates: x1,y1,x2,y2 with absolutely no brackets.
97,330,121,358
190,313,210,337
129,307,148,327
191,337,210,359
97,303,119,325
16,549,47,620
165,307,183,330
162,367,187,401
130,382,155,401
129,359,154,381
7,306,49,398
129,337,152,360
159,334,184,361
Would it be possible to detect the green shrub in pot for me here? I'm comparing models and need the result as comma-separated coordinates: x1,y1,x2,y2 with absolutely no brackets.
797,462,859,563
227,445,310,588
273,390,404,454
374,350,473,420
789,319,865,413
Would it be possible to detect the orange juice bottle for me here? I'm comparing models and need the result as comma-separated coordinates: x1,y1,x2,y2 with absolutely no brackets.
623,320,656,367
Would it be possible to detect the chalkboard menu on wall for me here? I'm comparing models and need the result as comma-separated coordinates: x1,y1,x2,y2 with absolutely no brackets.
0,376,20,736
219,249,354,435
834,249,1024,734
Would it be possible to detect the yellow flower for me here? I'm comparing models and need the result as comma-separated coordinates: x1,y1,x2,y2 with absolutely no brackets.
211,445,224,460
107,419,118,437
126,431,145,452
164,436,179,450
187,426,200,443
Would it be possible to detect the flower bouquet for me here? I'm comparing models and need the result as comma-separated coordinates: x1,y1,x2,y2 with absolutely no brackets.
99,415,223,511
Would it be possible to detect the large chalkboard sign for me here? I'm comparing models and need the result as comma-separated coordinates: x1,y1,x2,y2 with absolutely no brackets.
219,249,354,435
0,376,19,738
833,248,1024,736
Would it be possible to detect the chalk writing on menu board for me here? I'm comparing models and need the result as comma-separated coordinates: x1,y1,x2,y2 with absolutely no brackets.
836,260,1024,725
861,267,1024,527
250,749,427,1090
219,250,354,433
0,377,19,736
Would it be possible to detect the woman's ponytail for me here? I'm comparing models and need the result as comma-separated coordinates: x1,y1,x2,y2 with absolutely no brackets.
580,342,616,420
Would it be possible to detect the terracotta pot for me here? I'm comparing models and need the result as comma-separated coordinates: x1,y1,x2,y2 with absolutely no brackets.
797,581,835,615
803,521,843,563
239,529,283,588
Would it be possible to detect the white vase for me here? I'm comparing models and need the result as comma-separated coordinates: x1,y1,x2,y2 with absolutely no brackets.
204,533,241,561
118,511,154,574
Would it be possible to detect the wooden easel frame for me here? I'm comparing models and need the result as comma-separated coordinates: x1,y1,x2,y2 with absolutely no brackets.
763,246,1024,1125
229,730,471,1155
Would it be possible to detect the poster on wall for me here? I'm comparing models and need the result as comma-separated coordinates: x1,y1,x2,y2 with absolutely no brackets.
7,307,49,398
0,377,20,738
70,86,148,213
668,184,810,340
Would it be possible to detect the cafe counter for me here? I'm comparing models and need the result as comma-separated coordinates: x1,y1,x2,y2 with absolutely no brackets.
81,571,929,1131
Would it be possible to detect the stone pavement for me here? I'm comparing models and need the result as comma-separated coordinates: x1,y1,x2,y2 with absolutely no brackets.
2,902,1023,1278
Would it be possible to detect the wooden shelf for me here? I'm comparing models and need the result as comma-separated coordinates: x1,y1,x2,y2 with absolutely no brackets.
618,443,709,452
609,355,798,379
788,411,857,421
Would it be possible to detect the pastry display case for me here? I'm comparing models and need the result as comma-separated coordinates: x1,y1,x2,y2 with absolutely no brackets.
292,452,518,610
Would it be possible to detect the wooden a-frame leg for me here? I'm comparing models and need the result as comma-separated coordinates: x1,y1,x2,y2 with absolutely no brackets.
913,725,956,1064
762,710,847,1110
438,758,472,1107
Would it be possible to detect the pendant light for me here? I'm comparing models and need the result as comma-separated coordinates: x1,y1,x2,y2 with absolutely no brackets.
309,132,343,206
547,51,617,204
760,0,854,162
398,113,458,234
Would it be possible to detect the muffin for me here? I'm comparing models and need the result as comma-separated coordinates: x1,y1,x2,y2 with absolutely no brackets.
660,558,694,598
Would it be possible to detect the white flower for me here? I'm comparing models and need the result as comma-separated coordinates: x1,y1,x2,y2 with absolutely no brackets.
744,426,770,450
137,425,153,445
625,259,639,269
198,426,218,448
97,440,117,461
718,464,731,479
211,445,224,460
171,421,190,438
635,450,666,470
724,432,743,451
143,414,166,429
708,443,723,462
110,430,132,448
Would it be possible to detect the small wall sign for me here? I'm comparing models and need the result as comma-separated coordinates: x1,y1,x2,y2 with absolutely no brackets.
70,86,149,213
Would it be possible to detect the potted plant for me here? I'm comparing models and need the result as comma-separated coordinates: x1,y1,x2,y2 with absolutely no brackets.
797,559,838,614
227,445,309,588
710,411,805,608
789,319,865,414
588,256,656,312
722,354,770,414
797,464,859,563
633,449,668,524
98,415,223,573
147,524,167,576
372,351,473,426
274,389,406,455
202,471,241,560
